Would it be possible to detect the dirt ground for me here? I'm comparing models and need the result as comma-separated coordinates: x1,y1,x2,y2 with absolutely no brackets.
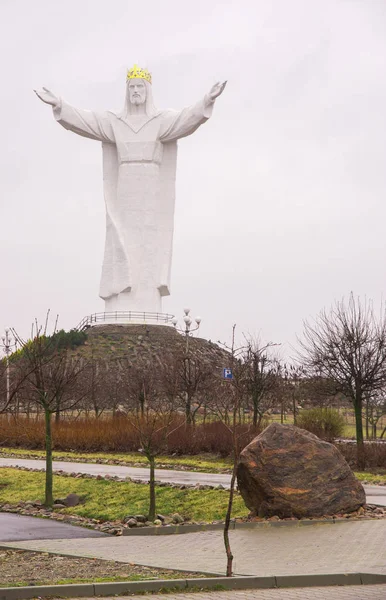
0,549,205,586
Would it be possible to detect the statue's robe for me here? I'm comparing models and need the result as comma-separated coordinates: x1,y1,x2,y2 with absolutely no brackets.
53,97,214,313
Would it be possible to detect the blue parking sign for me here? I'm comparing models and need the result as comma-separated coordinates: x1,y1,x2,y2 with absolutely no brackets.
223,368,233,380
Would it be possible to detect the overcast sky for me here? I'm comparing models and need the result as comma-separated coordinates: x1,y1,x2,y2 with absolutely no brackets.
1,0,386,354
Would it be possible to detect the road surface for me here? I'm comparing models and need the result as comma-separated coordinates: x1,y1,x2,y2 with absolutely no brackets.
0,512,108,541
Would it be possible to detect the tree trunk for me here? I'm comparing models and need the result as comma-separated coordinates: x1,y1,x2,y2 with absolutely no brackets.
354,391,365,469
148,454,156,521
252,399,258,427
223,392,241,578
223,462,236,577
292,393,297,425
185,392,192,427
257,412,264,429
139,391,145,418
44,409,53,507
365,398,369,440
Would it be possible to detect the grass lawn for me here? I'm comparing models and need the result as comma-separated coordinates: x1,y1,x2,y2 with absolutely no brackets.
342,424,358,439
352,471,386,485
0,468,247,522
267,413,385,440
0,447,232,473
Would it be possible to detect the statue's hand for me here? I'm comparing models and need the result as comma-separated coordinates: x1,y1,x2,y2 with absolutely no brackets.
208,81,227,101
34,87,59,107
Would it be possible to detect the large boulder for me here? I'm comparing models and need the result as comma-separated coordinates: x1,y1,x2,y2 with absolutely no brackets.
237,423,365,518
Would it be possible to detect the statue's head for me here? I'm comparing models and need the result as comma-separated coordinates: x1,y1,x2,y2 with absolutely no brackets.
128,78,147,105
123,64,156,117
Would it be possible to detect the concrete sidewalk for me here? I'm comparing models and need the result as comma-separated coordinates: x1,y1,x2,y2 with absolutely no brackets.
5,520,386,577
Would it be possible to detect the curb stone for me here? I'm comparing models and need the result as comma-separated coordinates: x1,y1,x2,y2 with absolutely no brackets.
122,517,375,536
1,573,386,599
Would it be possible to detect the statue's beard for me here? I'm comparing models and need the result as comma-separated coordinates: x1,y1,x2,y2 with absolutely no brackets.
131,96,145,105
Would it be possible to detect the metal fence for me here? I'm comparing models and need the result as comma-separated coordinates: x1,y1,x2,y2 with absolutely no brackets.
76,311,175,331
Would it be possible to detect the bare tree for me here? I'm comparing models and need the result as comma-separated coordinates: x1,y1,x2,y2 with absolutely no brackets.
120,354,182,521
280,364,307,424
241,337,280,427
160,348,214,426
298,294,386,468
365,390,386,439
213,326,253,577
104,360,127,416
77,354,117,419
9,316,89,505
121,356,157,417
300,375,345,409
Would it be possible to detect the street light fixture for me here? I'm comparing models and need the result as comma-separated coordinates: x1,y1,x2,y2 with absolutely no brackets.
172,309,202,426
172,308,201,351
1,328,16,405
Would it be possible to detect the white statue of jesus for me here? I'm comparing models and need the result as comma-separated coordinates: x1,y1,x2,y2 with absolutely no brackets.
35,65,226,315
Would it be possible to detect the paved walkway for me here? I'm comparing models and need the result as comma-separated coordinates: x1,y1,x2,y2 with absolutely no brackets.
5,520,386,577
1,458,385,505
0,458,229,486
61,587,386,599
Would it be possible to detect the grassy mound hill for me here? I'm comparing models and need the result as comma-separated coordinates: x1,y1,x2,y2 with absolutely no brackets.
77,324,231,372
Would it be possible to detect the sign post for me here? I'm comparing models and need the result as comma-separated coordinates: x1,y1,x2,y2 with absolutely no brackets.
223,368,233,380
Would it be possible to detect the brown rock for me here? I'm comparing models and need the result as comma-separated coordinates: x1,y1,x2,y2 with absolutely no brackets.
237,423,365,519
126,518,138,528
58,493,81,507
172,513,184,524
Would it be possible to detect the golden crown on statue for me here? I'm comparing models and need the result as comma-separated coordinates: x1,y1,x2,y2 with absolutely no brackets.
126,64,152,84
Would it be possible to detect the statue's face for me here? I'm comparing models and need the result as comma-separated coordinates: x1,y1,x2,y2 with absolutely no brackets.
128,78,147,105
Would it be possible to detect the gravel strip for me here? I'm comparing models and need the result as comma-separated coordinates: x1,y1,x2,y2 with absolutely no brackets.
0,549,206,586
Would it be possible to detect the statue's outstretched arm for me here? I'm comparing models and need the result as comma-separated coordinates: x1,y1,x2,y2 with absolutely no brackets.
34,87,59,107
34,87,114,143
159,81,227,143
207,81,227,102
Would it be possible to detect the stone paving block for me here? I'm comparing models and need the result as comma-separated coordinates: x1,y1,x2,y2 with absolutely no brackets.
61,584,386,599
5,520,386,579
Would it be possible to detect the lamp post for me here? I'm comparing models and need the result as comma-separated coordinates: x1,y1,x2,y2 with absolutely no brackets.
172,308,201,425
171,307,201,352
1,328,16,406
